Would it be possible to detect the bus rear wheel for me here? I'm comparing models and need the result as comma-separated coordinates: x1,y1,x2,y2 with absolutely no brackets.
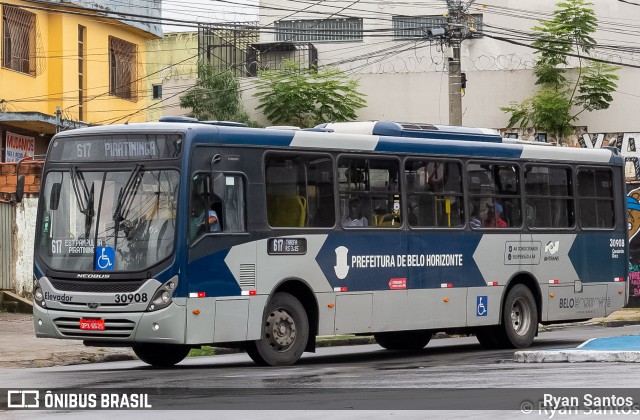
374,331,432,350
498,284,538,348
132,343,190,367
245,292,309,366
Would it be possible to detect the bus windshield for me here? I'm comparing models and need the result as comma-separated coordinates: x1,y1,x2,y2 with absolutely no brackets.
38,168,179,272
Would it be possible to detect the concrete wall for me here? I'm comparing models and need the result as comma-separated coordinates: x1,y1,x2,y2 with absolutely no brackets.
12,197,36,297
146,32,199,121
255,0,640,132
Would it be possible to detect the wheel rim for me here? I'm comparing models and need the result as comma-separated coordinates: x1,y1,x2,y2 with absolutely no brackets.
510,297,532,336
264,307,296,352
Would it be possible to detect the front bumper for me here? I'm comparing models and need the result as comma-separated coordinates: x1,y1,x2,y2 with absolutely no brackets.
33,302,187,345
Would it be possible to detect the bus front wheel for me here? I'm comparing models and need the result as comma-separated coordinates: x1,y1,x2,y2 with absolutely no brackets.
245,292,309,366
374,331,432,350
132,343,190,367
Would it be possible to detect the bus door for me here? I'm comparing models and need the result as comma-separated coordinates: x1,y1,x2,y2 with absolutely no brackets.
187,148,254,344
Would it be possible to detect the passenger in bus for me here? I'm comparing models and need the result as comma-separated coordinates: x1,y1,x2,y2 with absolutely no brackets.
470,206,482,229
485,203,507,228
426,162,444,191
190,195,207,240
208,208,221,232
342,197,369,227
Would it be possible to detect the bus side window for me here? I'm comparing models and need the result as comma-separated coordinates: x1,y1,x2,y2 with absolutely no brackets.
213,173,246,232
405,160,463,228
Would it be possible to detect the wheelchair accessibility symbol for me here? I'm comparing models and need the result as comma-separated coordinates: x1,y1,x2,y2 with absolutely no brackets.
95,246,115,271
476,296,488,317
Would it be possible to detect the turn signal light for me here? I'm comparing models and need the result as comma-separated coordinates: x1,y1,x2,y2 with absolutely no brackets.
443,298,449,303
549,293,555,298
193,309,201,315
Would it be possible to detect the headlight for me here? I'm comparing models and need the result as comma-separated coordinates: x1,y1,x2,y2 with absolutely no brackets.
33,285,46,308
147,276,179,312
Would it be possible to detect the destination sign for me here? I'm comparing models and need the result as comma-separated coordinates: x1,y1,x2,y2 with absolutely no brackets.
49,134,182,161
267,238,307,255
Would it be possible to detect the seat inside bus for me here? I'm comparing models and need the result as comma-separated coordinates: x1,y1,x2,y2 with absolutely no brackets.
267,195,307,227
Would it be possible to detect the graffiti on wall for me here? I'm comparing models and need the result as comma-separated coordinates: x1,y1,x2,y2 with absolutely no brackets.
581,133,640,300
580,133,640,180
628,186,640,298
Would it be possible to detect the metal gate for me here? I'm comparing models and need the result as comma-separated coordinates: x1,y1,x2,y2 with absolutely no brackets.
0,202,14,290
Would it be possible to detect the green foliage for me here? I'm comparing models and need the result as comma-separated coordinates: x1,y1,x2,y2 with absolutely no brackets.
188,346,216,357
253,60,366,128
180,63,259,126
575,62,620,111
501,88,574,137
502,0,617,142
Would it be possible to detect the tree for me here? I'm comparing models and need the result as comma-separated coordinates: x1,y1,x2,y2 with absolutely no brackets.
253,60,366,128
180,63,258,126
501,0,619,144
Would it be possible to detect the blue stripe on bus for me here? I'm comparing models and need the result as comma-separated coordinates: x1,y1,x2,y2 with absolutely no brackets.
375,138,524,159
187,248,241,297
568,231,627,283
192,127,295,148
316,232,484,291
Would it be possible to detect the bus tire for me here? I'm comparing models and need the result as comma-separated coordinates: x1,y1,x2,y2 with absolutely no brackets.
499,284,538,348
474,327,503,349
374,331,432,350
245,292,309,366
132,343,190,367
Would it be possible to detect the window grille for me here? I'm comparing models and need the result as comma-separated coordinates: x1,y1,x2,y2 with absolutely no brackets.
2,5,36,75
275,18,363,42
109,36,138,101
392,14,483,40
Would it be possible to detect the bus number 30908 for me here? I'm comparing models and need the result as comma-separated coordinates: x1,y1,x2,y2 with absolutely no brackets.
114,293,148,303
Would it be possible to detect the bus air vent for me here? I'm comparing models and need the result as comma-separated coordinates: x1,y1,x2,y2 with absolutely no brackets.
50,278,144,293
159,116,198,123
239,264,256,288
399,122,438,131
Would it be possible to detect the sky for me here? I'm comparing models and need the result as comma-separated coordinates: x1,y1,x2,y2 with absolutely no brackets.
161,0,259,33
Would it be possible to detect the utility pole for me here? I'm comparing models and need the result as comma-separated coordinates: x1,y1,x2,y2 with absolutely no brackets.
55,106,61,133
447,0,463,126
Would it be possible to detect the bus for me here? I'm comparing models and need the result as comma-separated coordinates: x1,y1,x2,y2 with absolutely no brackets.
31,118,629,367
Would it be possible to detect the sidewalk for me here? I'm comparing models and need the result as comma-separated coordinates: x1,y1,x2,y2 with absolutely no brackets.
1,309,639,369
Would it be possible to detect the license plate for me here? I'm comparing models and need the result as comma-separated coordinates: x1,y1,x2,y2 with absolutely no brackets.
79,319,105,331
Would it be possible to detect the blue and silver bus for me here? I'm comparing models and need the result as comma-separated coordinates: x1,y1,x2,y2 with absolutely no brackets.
32,119,629,366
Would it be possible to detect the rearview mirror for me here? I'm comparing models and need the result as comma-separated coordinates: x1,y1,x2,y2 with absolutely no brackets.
50,182,61,210
15,175,25,203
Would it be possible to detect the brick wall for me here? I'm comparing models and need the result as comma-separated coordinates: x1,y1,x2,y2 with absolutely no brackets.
0,161,43,202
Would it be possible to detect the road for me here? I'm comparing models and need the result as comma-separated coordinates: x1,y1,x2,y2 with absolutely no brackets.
2,324,640,418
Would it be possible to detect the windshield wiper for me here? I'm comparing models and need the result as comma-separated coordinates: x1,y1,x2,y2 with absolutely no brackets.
113,164,143,239
70,166,94,238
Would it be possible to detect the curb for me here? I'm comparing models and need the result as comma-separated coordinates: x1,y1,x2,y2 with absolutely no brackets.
514,350,640,363
540,319,640,332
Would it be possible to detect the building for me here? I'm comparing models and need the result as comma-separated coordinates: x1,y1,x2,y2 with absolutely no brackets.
145,31,199,122
0,0,162,162
146,24,259,121
254,0,640,136
0,0,161,298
